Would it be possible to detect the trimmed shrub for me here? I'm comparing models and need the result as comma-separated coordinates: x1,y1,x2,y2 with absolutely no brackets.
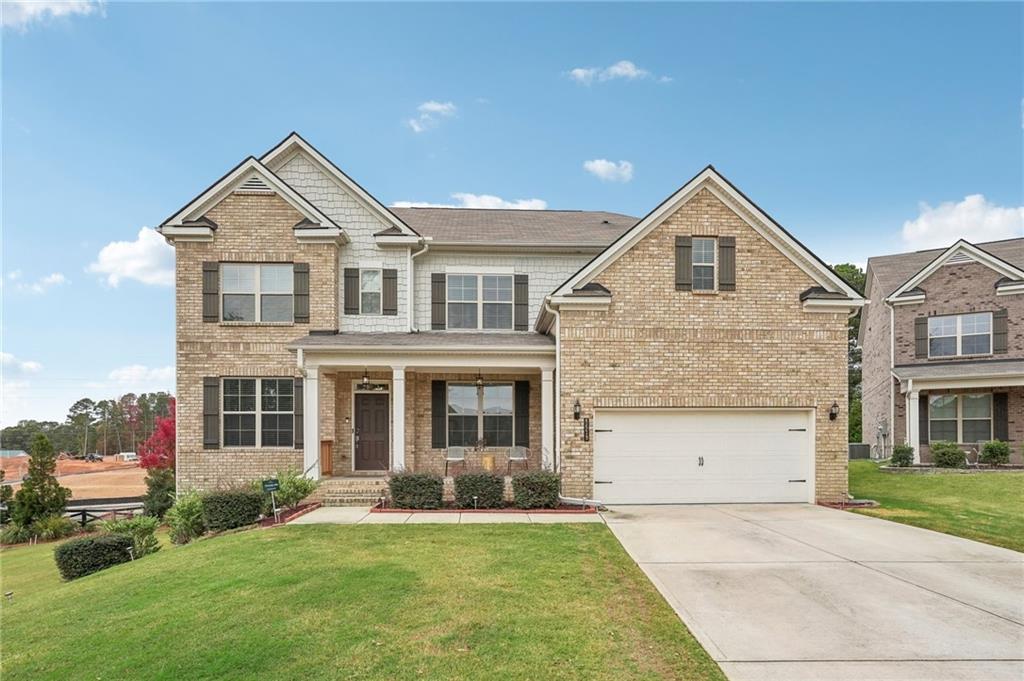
201,489,263,531
0,522,35,545
54,534,133,580
253,469,318,512
166,491,205,544
890,444,914,468
512,471,561,509
980,440,1011,466
143,467,176,519
101,516,161,557
454,472,504,509
32,515,77,541
388,472,443,510
931,441,965,468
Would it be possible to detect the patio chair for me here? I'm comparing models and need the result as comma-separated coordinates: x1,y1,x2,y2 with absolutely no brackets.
507,446,529,475
444,446,466,476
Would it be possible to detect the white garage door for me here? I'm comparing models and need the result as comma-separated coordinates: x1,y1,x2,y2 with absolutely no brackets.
593,409,812,504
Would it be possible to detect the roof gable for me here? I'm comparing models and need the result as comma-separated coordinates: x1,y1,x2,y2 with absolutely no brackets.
885,239,1024,302
260,132,418,237
551,165,862,301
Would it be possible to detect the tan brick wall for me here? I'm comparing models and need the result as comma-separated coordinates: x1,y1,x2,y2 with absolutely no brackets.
557,187,849,502
860,269,894,452
176,192,339,490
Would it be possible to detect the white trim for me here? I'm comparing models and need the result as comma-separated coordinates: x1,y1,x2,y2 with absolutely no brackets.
220,263,294,324
926,312,993,359
445,381,517,448
445,265,515,275
926,392,993,445
691,236,718,292
158,225,214,242
890,293,926,306
445,273,515,331
295,227,346,244
303,368,319,478
305,351,555,372
900,375,1024,391
358,268,383,316
802,298,867,313
375,235,422,247
349,378,392,473
886,240,1024,302
996,282,1024,296
221,377,296,450
552,167,862,302
547,295,611,308
260,133,417,237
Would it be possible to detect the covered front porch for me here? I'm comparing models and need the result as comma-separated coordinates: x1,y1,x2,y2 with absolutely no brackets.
291,332,558,480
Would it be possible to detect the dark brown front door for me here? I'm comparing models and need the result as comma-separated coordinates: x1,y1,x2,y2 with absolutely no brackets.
354,393,389,471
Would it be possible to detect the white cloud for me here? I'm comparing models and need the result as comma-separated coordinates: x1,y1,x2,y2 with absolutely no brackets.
901,195,1024,251
407,100,457,133
392,193,547,210
1,352,43,373
7,269,21,280
2,1,102,31
87,227,174,287
583,159,634,183
567,60,667,85
107,365,174,384
9,271,67,294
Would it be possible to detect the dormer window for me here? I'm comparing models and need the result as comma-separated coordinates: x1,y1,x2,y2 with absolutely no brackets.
691,237,716,291
928,312,992,358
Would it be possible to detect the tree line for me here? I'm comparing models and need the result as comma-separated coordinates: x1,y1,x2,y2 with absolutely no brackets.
1,392,174,456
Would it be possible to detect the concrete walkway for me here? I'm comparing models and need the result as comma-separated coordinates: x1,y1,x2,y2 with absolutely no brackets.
289,507,604,525
603,503,1024,681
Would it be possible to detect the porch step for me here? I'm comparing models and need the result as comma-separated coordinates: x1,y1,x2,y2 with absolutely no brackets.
308,476,390,507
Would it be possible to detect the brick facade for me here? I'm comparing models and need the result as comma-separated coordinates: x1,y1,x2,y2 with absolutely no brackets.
557,188,850,502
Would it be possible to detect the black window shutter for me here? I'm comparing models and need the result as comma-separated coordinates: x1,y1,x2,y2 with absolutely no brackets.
431,380,447,448
994,392,1009,441
344,268,359,316
203,378,220,449
914,318,928,358
718,236,736,291
294,378,304,450
431,273,446,330
675,236,692,291
293,263,310,323
514,275,529,330
202,262,219,322
919,393,929,446
514,380,530,447
382,269,398,316
993,309,1008,354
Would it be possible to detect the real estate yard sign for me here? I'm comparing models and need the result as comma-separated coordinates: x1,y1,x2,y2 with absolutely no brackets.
263,478,280,522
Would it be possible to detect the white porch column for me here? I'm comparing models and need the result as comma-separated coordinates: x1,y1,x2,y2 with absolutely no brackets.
303,367,320,479
541,369,554,469
907,389,921,464
391,366,406,471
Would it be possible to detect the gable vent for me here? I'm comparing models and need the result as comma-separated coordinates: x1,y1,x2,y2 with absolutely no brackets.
944,251,975,266
235,174,273,194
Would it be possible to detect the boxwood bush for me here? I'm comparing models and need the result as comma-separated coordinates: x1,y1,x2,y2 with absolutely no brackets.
512,471,561,509
54,534,133,581
454,472,504,509
201,489,263,531
980,440,1011,466
388,472,443,509
890,444,914,468
931,441,965,468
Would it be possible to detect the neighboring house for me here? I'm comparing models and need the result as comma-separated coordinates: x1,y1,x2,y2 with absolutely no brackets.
860,238,1024,464
158,132,861,504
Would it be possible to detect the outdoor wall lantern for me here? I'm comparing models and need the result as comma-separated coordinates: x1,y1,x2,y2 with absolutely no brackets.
573,398,582,420
829,402,840,421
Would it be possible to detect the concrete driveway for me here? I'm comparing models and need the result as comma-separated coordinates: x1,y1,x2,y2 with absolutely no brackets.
603,504,1024,681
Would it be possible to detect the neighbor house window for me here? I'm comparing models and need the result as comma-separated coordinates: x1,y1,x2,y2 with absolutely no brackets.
691,237,716,291
223,378,293,448
928,393,992,443
446,383,514,446
221,264,293,322
360,269,382,315
928,313,992,358
447,274,513,329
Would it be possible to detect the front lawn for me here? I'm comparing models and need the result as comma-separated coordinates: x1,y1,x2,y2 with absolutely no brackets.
0,524,725,680
849,460,1024,552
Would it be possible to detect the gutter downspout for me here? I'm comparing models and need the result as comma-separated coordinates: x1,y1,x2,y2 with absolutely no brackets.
543,298,561,473
408,239,429,332
887,300,895,457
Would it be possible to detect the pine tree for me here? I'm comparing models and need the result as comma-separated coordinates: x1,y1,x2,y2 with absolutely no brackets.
11,434,71,526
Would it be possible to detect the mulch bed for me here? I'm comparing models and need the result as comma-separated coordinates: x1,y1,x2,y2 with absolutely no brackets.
879,464,1024,474
371,501,598,514
261,502,321,527
819,499,879,510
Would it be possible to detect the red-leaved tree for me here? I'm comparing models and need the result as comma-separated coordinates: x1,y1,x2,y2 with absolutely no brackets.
139,398,176,469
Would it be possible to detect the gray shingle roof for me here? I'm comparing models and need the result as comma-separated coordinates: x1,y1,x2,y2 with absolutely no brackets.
290,331,555,350
867,238,1024,299
893,359,1024,381
388,207,636,247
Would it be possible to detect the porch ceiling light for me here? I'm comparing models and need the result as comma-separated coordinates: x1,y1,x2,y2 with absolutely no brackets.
360,369,371,390
475,372,484,388
829,401,840,421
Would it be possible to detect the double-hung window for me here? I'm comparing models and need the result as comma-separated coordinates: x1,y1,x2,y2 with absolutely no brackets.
221,264,293,322
446,383,514,446
691,237,716,291
223,378,294,447
927,313,992,357
360,269,382,315
928,393,992,444
447,274,513,329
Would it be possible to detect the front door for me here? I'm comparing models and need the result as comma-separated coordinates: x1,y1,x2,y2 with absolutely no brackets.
354,393,389,471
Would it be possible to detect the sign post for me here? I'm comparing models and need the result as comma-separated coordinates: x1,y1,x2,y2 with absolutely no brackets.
262,478,281,523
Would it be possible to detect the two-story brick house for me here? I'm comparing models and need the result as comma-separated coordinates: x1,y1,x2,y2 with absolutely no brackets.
861,238,1024,463
159,132,862,504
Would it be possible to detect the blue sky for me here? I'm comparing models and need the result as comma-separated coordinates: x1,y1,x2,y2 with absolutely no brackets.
2,1,1022,425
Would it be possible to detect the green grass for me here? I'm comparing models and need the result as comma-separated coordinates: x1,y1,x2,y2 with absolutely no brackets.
0,524,724,681
849,460,1024,552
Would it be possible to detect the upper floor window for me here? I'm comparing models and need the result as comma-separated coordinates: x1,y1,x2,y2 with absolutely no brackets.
222,263,293,323
928,312,992,358
223,378,294,448
447,274,513,329
360,269,382,315
692,237,716,291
